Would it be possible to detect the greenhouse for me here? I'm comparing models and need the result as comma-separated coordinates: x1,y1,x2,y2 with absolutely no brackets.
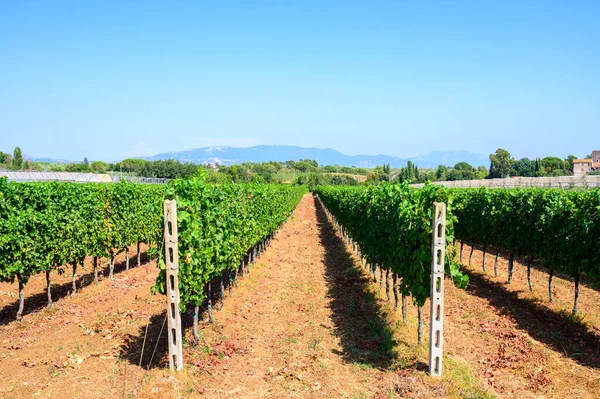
0,171,112,183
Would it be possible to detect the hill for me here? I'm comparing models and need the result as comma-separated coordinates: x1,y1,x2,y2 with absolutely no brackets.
147,145,488,168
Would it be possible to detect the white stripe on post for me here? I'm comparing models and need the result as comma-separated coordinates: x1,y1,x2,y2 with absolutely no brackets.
164,199,183,371
429,202,446,377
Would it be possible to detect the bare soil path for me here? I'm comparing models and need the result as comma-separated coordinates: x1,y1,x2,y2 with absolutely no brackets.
1,195,600,398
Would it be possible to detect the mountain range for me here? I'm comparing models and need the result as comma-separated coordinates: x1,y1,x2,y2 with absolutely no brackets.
146,145,488,168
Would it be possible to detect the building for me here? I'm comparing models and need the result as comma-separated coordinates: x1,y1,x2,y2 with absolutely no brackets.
573,150,600,177
592,151,600,170
574,159,593,177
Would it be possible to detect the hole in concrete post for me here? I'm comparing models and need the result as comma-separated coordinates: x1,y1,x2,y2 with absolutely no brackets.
437,222,443,238
169,247,173,263
436,249,442,266
168,221,173,237
434,356,440,374
172,328,176,345
172,354,177,368
170,275,175,291
171,302,176,320
436,304,440,321
436,277,441,293
435,330,440,347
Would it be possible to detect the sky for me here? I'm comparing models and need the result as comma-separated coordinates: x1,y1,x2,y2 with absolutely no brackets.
1,1,599,162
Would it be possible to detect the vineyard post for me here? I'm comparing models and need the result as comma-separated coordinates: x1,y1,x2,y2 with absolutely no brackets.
429,202,446,377
164,199,183,371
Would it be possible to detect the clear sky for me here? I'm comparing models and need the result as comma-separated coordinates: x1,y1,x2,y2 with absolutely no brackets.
1,1,598,162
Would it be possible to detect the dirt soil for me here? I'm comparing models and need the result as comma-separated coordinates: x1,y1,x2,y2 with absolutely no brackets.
1,195,599,398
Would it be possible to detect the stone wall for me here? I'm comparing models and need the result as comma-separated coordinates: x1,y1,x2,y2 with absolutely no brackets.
410,175,600,189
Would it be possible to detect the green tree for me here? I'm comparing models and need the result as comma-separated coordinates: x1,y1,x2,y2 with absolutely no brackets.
65,162,88,172
90,161,109,173
299,159,319,168
512,158,537,177
0,152,8,164
565,155,577,171
475,165,488,179
12,147,23,170
435,165,448,180
118,158,148,174
541,156,567,175
321,165,337,173
489,148,514,178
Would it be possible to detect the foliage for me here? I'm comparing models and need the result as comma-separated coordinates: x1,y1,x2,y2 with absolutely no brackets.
154,175,306,308
0,179,164,288
90,160,109,173
66,162,90,172
366,164,391,184
397,161,419,183
488,148,515,178
539,156,571,176
314,184,467,306
512,158,538,177
293,173,358,191
12,147,23,170
115,158,199,179
452,187,600,281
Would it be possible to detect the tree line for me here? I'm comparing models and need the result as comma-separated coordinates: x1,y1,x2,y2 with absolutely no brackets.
3,145,595,184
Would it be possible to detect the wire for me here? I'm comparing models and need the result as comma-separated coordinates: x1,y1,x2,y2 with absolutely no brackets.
148,314,168,369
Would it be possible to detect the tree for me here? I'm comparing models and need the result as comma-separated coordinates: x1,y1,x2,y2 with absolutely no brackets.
435,165,448,180
90,161,109,173
12,147,23,170
447,162,476,181
488,148,514,178
512,158,537,177
565,155,577,171
83,157,89,167
65,162,88,172
541,157,567,175
293,161,316,172
0,152,8,164
299,159,318,168
397,161,418,183
118,158,148,174
475,165,488,179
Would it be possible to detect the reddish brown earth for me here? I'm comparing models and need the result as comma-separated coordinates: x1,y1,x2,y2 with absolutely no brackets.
1,195,599,398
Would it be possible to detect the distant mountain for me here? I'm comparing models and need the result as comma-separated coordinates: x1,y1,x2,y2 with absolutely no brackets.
408,151,489,168
31,158,72,164
147,145,488,168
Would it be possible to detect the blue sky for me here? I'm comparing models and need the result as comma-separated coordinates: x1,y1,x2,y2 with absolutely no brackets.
1,1,598,162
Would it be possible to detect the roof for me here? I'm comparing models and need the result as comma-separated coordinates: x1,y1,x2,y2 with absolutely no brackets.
0,171,112,183
574,159,592,163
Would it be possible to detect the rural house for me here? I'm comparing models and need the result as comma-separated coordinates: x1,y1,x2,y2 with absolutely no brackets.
573,150,600,177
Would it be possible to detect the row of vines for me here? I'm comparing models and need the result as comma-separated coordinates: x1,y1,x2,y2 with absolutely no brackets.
314,183,467,343
452,187,600,313
0,177,164,319
154,176,306,340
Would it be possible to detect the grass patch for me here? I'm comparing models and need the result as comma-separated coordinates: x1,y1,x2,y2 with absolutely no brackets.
443,357,495,399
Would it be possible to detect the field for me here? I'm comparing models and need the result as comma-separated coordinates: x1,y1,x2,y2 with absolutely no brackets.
1,194,600,398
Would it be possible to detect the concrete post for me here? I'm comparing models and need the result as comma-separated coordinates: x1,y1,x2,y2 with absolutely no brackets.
429,202,446,377
164,199,183,371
